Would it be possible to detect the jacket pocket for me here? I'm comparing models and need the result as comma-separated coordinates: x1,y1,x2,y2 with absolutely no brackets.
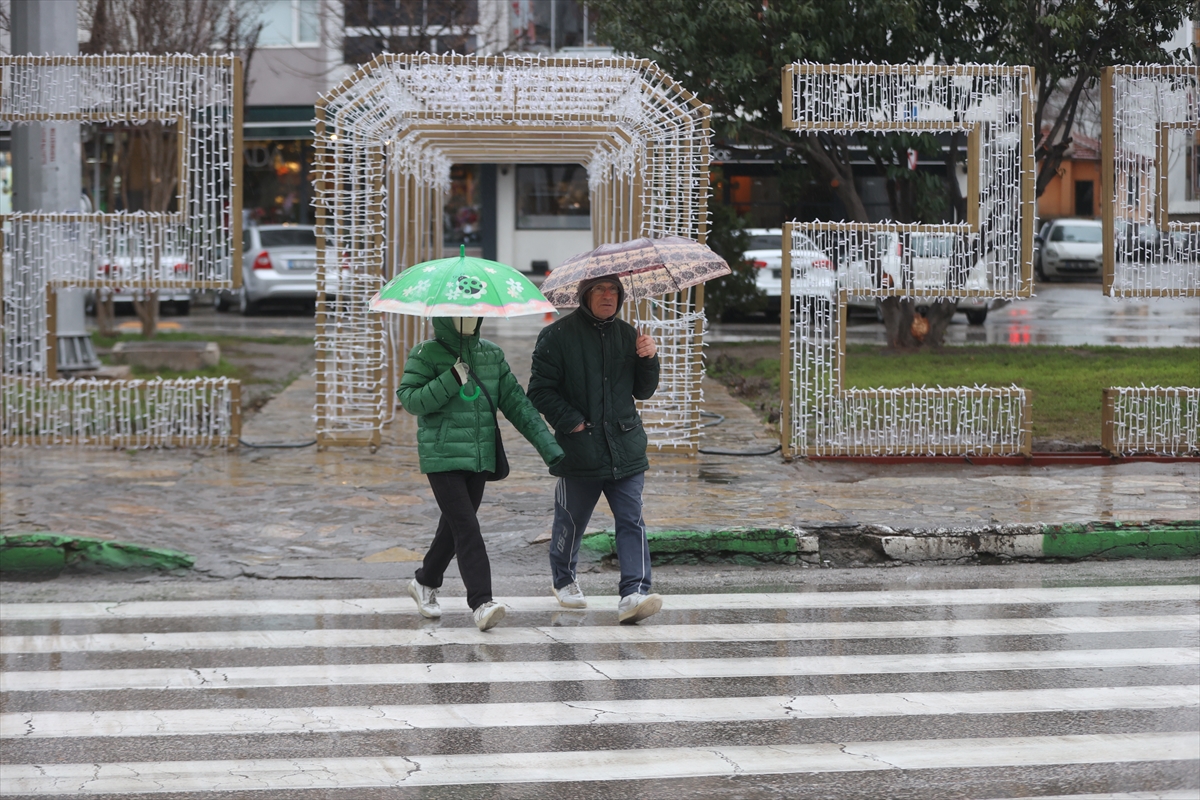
435,418,450,451
618,415,643,432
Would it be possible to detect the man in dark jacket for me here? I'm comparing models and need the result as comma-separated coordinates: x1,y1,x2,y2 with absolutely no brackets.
527,276,663,624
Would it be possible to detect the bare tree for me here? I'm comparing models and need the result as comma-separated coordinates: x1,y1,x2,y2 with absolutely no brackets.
80,0,262,336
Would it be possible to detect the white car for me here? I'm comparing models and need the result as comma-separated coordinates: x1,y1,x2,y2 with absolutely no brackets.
217,224,318,315
87,253,194,315
871,231,993,325
1035,219,1103,280
744,228,873,315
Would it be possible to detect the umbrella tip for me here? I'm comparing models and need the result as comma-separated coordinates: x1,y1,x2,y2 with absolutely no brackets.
460,243,466,258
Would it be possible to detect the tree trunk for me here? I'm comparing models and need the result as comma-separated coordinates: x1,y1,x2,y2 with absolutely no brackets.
96,290,116,337
134,291,158,339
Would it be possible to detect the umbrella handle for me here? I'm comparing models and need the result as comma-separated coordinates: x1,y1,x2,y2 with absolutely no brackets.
459,384,481,402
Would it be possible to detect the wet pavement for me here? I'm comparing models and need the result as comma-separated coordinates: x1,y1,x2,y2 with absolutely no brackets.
712,282,1200,346
3,310,1197,582
2,563,1197,798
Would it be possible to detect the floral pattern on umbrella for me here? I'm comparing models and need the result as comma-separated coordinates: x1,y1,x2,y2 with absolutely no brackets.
539,235,731,307
369,245,556,318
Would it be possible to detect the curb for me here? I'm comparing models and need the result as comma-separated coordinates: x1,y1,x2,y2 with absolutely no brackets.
579,522,1198,567
0,533,194,577
581,527,819,565
862,521,1200,564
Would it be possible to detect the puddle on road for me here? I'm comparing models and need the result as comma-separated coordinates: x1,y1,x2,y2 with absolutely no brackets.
697,469,738,485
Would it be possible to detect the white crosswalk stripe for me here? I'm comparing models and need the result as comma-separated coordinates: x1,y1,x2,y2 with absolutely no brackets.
2,584,1197,797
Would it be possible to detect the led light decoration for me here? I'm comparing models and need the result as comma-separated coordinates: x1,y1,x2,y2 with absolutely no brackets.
0,54,242,447
1100,66,1199,456
314,54,711,450
780,64,1034,457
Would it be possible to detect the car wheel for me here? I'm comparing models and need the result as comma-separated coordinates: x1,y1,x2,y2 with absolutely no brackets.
173,299,191,316
238,290,256,316
965,309,988,326
1035,258,1047,282
214,292,230,312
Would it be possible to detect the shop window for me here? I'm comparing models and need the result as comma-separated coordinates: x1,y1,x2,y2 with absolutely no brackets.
243,140,314,225
445,164,482,246
516,164,590,229
259,0,320,47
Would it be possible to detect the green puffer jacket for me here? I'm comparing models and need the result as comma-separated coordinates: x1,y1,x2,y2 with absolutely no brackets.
527,306,660,480
397,318,564,475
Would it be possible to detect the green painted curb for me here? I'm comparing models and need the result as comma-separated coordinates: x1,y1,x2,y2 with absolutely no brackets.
1041,521,1200,560
581,528,808,564
0,533,194,575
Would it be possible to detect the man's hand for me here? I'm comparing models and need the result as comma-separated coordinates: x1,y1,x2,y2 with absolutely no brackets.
451,361,469,385
571,422,586,433
635,331,657,359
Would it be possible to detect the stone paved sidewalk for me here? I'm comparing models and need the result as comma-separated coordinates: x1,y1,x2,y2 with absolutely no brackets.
3,372,1196,580
2,324,1196,580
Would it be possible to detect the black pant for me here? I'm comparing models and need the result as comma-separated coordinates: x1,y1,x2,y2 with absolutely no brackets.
415,470,492,610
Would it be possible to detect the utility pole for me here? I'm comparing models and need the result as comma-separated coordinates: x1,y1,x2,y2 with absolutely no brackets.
11,0,101,373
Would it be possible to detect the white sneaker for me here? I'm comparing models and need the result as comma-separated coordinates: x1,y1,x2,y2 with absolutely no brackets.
407,578,441,619
473,601,506,631
617,592,662,624
552,581,588,609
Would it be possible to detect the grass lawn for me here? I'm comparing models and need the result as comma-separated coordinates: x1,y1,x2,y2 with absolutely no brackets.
89,331,316,411
706,343,1199,446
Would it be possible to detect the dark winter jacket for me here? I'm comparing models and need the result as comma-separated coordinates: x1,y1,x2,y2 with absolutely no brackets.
397,317,564,475
527,303,660,480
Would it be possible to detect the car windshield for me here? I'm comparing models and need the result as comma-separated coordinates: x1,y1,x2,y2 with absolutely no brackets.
259,228,316,248
910,236,953,257
746,234,782,250
1050,224,1102,243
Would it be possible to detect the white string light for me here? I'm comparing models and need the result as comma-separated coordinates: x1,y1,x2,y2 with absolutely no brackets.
315,54,712,449
0,55,238,447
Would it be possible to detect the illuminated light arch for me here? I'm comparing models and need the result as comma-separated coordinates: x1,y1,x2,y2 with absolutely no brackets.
314,54,711,451
1100,65,1200,456
0,54,242,447
779,63,1034,457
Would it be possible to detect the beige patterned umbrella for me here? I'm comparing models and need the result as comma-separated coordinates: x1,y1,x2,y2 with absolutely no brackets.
540,235,731,307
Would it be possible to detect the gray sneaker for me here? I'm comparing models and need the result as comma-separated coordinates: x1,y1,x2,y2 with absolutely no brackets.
617,592,662,624
473,601,506,631
407,578,441,619
552,581,588,609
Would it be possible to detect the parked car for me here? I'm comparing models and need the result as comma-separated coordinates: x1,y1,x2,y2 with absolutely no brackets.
870,231,993,325
743,227,877,316
216,224,317,314
86,252,194,315
1035,219,1103,281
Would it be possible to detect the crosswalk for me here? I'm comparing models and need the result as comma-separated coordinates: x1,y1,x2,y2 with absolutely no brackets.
2,583,1197,797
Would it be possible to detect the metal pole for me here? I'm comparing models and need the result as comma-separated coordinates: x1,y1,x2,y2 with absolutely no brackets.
583,2,588,50
550,0,556,53
11,0,100,373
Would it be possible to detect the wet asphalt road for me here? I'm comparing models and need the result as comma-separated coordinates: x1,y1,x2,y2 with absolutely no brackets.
94,282,1200,347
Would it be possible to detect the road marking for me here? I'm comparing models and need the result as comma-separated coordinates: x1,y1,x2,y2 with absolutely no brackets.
5,685,1195,740
3,584,1195,621
3,732,1196,795
4,614,1196,654
4,647,1196,693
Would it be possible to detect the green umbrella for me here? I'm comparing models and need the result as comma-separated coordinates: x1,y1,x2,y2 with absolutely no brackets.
369,245,555,318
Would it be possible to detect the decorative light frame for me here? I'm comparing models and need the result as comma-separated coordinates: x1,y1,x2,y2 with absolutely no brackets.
779,63,1034,458
1100,65,1200,456
314,54,712,451
0,54,242,447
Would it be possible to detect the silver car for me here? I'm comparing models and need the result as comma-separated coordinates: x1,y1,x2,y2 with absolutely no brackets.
217,225,317,314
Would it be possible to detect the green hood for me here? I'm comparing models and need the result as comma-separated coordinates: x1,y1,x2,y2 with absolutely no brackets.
431,317,482,354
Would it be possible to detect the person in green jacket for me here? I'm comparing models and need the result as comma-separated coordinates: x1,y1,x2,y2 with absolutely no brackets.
397,316,564,631
527,276,663,624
